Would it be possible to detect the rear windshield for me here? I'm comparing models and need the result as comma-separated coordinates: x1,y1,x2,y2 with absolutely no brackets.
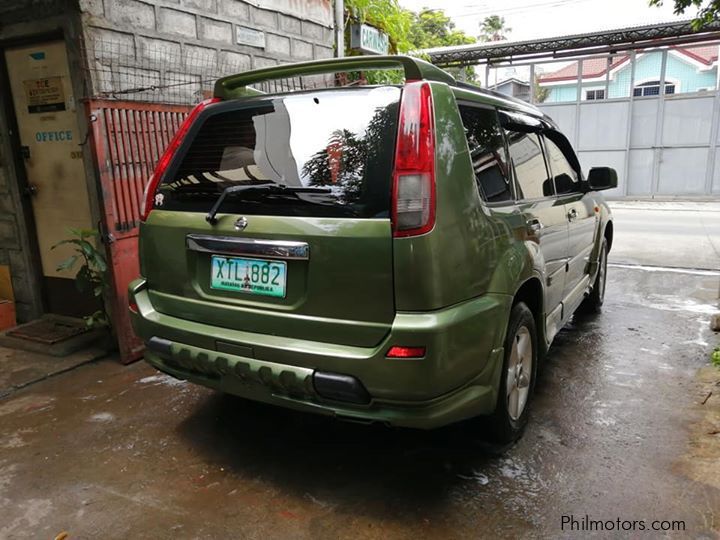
156,87,401,219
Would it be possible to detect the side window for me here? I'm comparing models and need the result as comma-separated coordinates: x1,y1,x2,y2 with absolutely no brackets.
543,135,581,195
458,105,513,203
504,130,552,200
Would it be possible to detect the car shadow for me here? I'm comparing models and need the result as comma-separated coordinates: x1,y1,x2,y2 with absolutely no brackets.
174,316,592,517
175,389,513,513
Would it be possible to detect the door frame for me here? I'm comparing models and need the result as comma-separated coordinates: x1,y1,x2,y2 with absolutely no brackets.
0,30,98,318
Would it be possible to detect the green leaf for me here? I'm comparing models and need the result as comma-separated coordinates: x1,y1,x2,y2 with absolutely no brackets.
94,253,108,273
51,239,82,250
56,255,79,272
77,240,96,258
79,228,100,238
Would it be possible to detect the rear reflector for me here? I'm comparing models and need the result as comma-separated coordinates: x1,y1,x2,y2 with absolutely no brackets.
140,97,221,222
128,300,138,314
386,346,426,359
392,81,436,237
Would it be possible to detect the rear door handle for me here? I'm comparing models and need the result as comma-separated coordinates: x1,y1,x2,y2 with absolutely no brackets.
526,218,543,234
567,208,578,222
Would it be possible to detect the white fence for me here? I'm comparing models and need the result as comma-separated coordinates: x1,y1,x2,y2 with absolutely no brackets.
539,91,720,197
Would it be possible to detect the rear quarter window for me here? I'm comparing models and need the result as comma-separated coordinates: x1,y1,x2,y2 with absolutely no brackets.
156,87,401,218
458,104,514,203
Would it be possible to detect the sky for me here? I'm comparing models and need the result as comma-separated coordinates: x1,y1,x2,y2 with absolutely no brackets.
397,0,690,42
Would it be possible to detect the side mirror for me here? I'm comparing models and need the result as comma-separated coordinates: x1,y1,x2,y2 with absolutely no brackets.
587,167,618,191
554,173,576,194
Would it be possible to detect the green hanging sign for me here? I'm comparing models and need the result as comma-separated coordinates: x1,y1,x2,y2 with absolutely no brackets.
350,23,390,56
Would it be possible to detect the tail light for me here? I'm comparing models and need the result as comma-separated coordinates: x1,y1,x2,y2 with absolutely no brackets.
391,81,436,237
140,97,221,222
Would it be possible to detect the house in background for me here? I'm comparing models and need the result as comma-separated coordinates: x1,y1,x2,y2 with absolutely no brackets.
538,45,719,102
489,77,531,102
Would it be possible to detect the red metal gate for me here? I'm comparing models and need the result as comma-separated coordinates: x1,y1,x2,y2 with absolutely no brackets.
87,100,192,363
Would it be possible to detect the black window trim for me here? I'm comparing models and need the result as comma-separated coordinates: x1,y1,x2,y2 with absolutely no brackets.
498,109,556,203
456,100,518,208
540,129,587,198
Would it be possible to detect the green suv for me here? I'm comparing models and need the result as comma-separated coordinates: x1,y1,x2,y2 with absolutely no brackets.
129,56,615,442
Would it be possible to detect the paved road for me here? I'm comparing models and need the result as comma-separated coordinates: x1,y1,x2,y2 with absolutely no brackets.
0,203,718,538
608,201,720,270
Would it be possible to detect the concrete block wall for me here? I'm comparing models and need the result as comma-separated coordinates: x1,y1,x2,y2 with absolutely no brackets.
79,0,335,102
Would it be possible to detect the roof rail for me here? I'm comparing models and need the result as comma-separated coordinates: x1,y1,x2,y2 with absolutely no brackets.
214,55,455,99
455,80,534,107
453,80,546,118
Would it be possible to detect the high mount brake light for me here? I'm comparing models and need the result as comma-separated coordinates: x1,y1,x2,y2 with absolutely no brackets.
140,97,221,222
391,81,436,238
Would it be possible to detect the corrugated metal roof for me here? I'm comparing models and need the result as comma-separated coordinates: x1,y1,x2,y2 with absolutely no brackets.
424,20,720,66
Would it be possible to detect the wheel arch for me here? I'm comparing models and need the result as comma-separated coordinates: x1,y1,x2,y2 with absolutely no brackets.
604,220,614,252
512,276,547,356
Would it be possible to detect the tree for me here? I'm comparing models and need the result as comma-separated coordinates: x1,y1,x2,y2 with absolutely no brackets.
409,9,476,49
533,74,549,103
344,0,414,55
649,0,720,30
343,2,477,82
479,15,511,42
409,9,477,81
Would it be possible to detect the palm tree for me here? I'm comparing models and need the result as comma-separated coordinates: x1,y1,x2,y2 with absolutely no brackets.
479,15,511,42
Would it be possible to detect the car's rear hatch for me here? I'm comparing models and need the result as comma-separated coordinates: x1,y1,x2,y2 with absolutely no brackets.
140,87,401,347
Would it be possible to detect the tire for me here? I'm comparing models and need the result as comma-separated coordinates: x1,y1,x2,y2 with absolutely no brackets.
578,237,608,314
487,302,538,444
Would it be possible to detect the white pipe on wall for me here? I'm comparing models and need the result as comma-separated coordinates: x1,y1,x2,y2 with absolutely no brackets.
335,0,344,57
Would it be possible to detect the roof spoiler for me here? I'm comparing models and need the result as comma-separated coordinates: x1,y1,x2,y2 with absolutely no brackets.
213,55,455,99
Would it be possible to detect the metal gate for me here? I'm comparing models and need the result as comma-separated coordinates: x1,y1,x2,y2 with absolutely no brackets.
87,100,191,363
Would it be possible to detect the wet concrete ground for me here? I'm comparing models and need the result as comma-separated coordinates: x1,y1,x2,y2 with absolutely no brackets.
1,264,718,539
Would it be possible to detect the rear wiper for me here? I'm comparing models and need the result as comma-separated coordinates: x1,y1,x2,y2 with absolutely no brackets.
205,182,331,224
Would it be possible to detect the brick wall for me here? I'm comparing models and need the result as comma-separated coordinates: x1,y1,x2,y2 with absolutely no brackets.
80,0,335,102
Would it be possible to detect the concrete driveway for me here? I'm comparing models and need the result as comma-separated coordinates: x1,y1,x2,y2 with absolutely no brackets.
0,202,718,539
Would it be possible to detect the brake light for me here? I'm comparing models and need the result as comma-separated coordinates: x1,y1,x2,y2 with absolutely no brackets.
140,97,221,221
128,300,138,314
391,81,436,237
386,346,426,359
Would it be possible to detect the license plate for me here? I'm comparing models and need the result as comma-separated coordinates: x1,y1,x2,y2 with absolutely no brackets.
210,255,287,298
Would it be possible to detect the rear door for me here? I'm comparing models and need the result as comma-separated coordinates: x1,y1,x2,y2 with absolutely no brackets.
501,112,569,340
140,86,401,347
542,132,596,307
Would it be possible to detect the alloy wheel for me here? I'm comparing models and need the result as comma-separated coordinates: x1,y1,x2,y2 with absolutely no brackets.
506,326,533,421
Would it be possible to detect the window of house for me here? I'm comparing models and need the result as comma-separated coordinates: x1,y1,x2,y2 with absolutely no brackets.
459,105,514,203
504,130,550,200
633,81,676,97
586,89,606,100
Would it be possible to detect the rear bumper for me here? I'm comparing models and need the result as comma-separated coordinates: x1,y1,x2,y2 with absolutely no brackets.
129,279,510,429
